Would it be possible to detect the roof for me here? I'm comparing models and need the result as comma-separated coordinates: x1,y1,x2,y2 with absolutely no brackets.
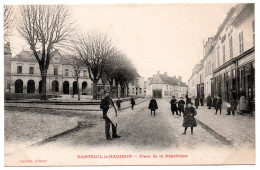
150,74,187,87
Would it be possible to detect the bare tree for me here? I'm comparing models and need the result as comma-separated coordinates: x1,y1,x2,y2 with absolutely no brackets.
4,5,14,40
75,32,113,99
70,56,85,101
17,5,74,100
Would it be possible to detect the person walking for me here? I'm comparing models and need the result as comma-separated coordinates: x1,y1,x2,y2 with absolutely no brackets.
195,96,199,109
170,96,179,116
178,97,185,116
130,97,135,110
206,94,212,109
213,95,217,109
185,95,190,106
100,91,121,140
148,97,158,116
200,96,204,106
182,101,197,135
215,95,222,115
226,97,237,115
116,97,123,111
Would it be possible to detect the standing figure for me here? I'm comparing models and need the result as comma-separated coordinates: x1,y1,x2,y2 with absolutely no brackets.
226,98,237,115
195,96,199,109
116,97,123,111
213,95,217,109
130,97,135,110
148,97,158,116
185,95,191,106
238,94,247,114
207,94,212,109
178,97,185,116
182,102,197,135
170,96,179,115
215,95,222,115
200,96,204,106
100,91,121,140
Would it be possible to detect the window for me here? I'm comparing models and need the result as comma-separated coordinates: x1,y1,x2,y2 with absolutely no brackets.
54,68,58,75
239,31,244,54
252,20,255,45
217,47,220,67
222,45,225,64
29,67,34,74
17,66,22,74
83,70,88,77
65,69,69,76
229,36,233,58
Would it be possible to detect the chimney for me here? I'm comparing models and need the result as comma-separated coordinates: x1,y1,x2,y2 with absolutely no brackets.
157,71,160,75
164,72,167,76
178,76,182,81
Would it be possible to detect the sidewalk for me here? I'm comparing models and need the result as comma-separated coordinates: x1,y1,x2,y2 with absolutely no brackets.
195,105,255,148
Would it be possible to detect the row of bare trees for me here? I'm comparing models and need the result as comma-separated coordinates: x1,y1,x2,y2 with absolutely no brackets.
6,5,137,100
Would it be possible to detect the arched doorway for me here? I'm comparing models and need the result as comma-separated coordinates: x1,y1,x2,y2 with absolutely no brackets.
82,81,87,95
63,81,70,94
39,80,42,93
27,80,35,93
73,81,78,94
15,79,23,93
52,80,59,92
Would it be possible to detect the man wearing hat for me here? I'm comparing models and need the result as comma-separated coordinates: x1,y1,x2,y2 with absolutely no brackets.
100,91,121,140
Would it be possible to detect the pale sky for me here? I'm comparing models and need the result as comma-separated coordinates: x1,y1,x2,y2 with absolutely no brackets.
9,4,235,83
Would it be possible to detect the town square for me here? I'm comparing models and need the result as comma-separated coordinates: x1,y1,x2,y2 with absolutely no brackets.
3,2,255,166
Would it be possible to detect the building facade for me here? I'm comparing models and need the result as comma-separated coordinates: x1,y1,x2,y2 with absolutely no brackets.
146,71,188,99
9,50,93,95
188,3,255,111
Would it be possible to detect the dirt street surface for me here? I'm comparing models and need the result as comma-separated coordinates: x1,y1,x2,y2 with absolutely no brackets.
5,99,255,165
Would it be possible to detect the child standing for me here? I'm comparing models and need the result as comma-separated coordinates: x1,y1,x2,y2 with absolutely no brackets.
182,102,197,135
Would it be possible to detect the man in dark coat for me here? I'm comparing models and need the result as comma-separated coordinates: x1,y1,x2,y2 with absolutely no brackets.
178,97,185,116
206,94,212,109
195,96,199,109
200,96,204,106
185,95,191,106
182,101,197,135
215,95,222,115
213,95,217,109
148,97,158,116
170,96,179,115
130,97,135,110
100,91,121,140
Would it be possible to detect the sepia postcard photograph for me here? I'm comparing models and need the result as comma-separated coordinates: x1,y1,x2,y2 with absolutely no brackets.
2,0,257,167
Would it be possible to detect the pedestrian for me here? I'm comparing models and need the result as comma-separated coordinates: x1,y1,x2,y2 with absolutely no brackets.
215,95,222,115
148,97,158,116
130,97,135,110
100,91,121,140
195,96,199,109
185,95,191,106
200,96,204,106
182,101,197,135
206,94,212,109
178,97,185,116
116,97,123,111
213,95,217,109
170,96,179,115
237,94,247,114
226,97,237,115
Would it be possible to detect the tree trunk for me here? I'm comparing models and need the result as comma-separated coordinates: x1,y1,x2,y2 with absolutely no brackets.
126,83,129,97
109,82,113,98
115,81,119,98
93,80,98,99
41,72,47,101
77,79,80,101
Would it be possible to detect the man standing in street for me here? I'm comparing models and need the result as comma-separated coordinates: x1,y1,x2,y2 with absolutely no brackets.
207,94,212,109
170,96,179,116
178,97,185,116
195,96,199,109
100,91,121,140
200,96,204,106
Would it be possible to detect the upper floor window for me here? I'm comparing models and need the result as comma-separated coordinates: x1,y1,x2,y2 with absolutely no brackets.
83,70,88,77
222,45,226,64
217,47,220,67
17,66,22,74
65,69,69,76
29,67,34,74
252,20,255,45
229,36,233,58
54,68,58,75
239,31,244,54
